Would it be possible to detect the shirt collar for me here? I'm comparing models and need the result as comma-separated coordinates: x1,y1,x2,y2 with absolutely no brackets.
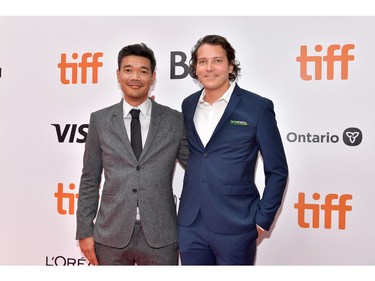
123,98,151,118
199,82,235,104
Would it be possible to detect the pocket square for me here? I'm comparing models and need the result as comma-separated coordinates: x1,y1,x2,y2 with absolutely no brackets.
229,120,250,126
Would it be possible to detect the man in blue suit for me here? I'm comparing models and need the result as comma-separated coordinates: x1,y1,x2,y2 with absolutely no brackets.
178,35,288,265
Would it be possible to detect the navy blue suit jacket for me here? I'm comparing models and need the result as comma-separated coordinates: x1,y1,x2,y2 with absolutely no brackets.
178,83,288,235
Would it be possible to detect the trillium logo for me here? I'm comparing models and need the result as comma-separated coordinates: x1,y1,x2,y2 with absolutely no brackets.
343,127,362,146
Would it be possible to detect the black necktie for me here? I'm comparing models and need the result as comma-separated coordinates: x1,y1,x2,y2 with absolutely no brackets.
130,109,142,160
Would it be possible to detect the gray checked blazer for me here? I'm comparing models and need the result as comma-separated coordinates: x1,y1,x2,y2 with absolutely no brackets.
76,99,189,248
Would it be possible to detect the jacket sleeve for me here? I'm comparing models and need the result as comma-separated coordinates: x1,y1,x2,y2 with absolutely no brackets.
177,113,189,169
75,113,103,240
255,100,289,231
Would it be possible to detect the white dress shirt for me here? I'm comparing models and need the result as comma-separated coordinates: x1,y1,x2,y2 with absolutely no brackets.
194,83,235,147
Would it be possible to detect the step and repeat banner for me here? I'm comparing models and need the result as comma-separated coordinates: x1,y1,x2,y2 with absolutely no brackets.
0,16,374,265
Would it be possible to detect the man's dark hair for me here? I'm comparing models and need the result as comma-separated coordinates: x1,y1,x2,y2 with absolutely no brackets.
117,43,156,72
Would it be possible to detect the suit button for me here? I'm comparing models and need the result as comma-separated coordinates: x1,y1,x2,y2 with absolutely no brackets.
136,166,140,171
132,189,137,193
203,153,208,157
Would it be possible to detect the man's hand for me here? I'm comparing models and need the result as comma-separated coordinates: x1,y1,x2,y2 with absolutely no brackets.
79,236,99,265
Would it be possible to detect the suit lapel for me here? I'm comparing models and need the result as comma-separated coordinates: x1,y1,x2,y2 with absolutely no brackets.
140,100,162,160
112,100,136,160
185,91,205,150
210,84,242,141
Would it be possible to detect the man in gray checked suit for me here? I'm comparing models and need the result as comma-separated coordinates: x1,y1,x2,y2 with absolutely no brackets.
76,43,189,265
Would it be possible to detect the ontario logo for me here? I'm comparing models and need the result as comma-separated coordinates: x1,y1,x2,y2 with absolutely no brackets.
287,127,362,146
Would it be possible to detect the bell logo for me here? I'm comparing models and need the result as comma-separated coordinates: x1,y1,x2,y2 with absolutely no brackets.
294,192,352,229
296,44,355,80
57,52,103,84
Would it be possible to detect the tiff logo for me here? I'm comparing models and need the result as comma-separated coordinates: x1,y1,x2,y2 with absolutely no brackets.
296,44,355,80
294,192,352,229
55,183,78,215
57,52,103,84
